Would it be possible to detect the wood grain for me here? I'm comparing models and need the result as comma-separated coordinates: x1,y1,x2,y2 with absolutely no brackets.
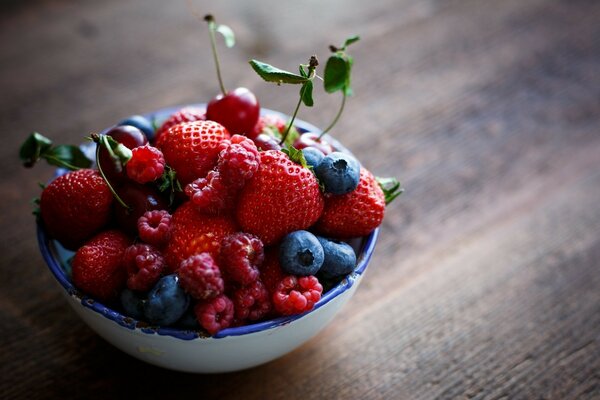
1,0,599,398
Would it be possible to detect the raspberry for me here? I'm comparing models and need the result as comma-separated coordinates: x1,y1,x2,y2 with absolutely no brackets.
123,243,166,292
220,232,263,285
177,253,224,300
137,210,172,247
233,280,271,321
194,294,234,335
184,171,233,214
217,135,260,188
126,145,165,183
259,249,286,294
272,275,323,316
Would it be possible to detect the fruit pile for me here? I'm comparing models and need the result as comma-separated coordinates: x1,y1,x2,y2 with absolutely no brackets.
21,15,402,336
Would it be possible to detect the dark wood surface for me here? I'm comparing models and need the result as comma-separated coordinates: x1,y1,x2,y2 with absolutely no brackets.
1,0,599,398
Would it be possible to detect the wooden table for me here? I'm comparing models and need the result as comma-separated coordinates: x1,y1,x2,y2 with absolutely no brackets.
1,0,599,398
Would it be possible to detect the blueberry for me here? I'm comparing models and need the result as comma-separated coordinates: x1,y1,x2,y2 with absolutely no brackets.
176,306,201,330
301,147,325,169
316,236,357,279
118,115,155,142
120,289,146,320
144,274,190,326
279,230,324,276
314,152,360,195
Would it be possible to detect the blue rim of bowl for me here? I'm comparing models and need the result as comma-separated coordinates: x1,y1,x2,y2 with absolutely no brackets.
36,105,380,340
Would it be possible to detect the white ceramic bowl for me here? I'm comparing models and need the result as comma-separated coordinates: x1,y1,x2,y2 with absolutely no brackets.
37,106,380,373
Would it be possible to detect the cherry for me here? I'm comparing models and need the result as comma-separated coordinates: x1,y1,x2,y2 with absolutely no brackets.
113,183,168,235
293,132,334,155
98,125,148,183
253,133,282,151
206,87,260,136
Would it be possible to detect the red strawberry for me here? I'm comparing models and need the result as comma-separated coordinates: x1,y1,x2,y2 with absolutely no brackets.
236,150,324,246
158,120,230,186
155,106,206,146
164,201,237,272
315,169,388,238
40,169,113,250
71,230,131,302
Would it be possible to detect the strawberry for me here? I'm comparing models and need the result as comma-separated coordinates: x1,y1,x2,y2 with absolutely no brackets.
315,168,394,238
236,150,324,246
158,120,230,186
71,230,131,302
40,169,113,250
164,201,237,272
154,106,206,146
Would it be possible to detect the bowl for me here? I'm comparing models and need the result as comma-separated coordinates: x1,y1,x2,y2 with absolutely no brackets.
36,105,380,373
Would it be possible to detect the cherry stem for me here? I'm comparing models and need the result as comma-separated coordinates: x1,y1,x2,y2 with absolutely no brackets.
319,91,346,138
205,14,227,96
91,134,131,210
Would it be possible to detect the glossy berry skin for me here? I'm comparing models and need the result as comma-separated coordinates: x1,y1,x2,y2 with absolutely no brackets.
206,87,260,136
253,133,282,151
120,289,146,320
126,145,165,184
272,275,322,316
316,169,386,238
164,201,238,272
72,230,131,302
315,152,360,195
114,184,168,235
144,274,190,326
40,169,113,250
301,147,324,169
316,236,357,279
293,132,334,155
236,150,324,245
158,120,230,186
279,230,324,276
155,106,206,146
118,115,155,142
194,294,234,335
98,125,148,183
177,253,224,300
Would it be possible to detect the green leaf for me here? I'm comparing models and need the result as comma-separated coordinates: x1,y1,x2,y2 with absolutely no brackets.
45,145,92,170
158,165,182,206
281,146,309,169
19,132,53,167
342,35,360,49
323,54,348,93
300,81,314,107
376,177,404,205
216,24,235,48
249,60,309,85
299,65,308,78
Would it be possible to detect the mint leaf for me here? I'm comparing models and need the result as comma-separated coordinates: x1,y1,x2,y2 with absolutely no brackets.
20,132,53,167
215,24,235,48
342,35,360,49
300,81,314,107
249,60,309,84
324,54,348,93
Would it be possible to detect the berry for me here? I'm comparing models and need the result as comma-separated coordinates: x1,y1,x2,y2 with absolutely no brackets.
118,115,155,142
114,183,168,235
123,244,166,292
185,170,232,214
177,253,224,300
217,134,260,188
314,152,360,195
98,125,148,183
316,168,386,238
71,230,131,301
206,87,260,136
120,289,146,320
126,145,165,184
250,114,287,141
254,133,282,151
40,169,113,250
232,280,271,321
155,106,206,146
236,150,324,245
294,132,334,155
164,201,237,271
158,120,230,186
279,230,324,276
220,232,263,285
194,294,234,335
316,236,357,279
259,249,286,295
144,274,190,326
176,306,201,329
137,210,172,247
272,275,323,316
302,147,324,169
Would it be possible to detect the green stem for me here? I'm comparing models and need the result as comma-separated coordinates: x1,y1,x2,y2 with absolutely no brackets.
95,142,130,210
319,91,346,138
280,91,304,146
206,15,227,95
43,155,82,171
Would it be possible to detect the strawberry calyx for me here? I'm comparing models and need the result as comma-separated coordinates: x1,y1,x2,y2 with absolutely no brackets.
376,176,403,205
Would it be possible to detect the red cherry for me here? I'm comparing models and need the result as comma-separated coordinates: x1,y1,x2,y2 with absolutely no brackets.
206,87,260,136
98,125,148,183
113,184,168,235
253,133,282,151
293,132,334,155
